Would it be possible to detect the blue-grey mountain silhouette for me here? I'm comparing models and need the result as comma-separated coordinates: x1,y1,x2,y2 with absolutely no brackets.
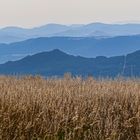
0,49,140,77
0,35,140,63
1,23,140,43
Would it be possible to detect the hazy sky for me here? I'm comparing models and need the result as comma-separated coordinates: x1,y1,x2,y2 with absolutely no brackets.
0,0,140,27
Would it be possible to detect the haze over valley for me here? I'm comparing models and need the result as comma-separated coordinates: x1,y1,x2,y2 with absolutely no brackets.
1,23,140,43
0,22,139,77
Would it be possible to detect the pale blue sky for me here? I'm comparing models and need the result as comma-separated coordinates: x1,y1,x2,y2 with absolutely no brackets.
0,0,140,27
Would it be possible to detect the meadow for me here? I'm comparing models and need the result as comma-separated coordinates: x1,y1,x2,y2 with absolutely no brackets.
0,75,140,140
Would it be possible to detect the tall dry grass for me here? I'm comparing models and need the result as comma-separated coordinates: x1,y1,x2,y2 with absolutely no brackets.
0,75,140,140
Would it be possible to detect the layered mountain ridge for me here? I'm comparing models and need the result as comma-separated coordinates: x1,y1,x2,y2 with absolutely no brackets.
1,23,140,43
0,35,140,63
0,49,140,77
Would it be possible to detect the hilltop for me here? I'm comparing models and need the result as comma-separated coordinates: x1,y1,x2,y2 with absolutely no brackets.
0,49,140,77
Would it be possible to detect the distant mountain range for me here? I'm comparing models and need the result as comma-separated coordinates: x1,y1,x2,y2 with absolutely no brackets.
0,49,140,77
1,23,140,43
0,35,140,63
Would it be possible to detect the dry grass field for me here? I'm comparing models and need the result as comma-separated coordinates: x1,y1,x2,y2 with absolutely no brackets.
0,75,140,140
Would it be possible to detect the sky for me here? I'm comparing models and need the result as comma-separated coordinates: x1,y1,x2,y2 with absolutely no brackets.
0,0,140,28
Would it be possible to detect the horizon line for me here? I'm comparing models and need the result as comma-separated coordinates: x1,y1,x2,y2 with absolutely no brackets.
1,21,140,29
